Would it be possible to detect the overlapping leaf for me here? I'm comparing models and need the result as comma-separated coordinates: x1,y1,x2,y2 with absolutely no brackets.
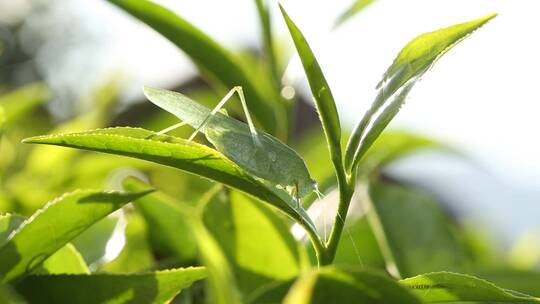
203,190,305,297
0,189,152,283
0,214,89,276
284,267,421,304
123,177,197,262
100,214,155,273
345,13,496,173
366,179,469,278
401,272,540,303
16,267,207,304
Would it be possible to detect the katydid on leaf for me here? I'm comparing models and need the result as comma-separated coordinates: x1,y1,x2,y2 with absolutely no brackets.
143,86,320,206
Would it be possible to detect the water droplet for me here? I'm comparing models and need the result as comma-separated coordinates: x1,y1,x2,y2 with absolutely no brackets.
268,151,277,162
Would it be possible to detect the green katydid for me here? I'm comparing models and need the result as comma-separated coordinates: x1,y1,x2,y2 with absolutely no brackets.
143,86,320,206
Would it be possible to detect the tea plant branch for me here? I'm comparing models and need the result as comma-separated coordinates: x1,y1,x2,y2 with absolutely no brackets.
323,168,355,264
280,4,354,265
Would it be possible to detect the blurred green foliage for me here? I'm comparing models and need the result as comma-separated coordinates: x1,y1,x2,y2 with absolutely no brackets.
0,0,538,303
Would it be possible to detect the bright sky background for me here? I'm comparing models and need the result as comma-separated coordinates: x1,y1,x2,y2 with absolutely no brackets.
17,0,540,247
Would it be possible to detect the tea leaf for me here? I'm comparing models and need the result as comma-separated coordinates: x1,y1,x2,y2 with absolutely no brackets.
334,0,376,28
203,190,305,296
284,267,421,304
0,214,89,276
280,5,343,168
0,283,25,304
100,214,155,273
357,131,443,174
0,189,153,283
0,214,25,247
475,270,540,297
123,177,197,262
108,0,280,136
400,272,540,302
126,181,241,304
16,267,207,304
0,83,50,127
255,0,280,89
71,217,119,266
39,244,89,275
193,187,243,304
23,128,318,239
345,13,496,174
366,179,469,278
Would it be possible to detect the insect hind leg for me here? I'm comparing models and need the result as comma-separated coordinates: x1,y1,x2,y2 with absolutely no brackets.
146,121,188,139
188,86,263,148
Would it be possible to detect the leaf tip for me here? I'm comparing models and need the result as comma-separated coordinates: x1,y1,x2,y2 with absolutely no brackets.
21,136,45,144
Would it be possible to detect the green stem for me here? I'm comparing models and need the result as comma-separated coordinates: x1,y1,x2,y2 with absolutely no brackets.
300,219,328,266
322,169,355,265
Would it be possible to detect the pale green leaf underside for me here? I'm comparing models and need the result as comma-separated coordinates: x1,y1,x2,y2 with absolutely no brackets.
400,272,540,302
344,13,496,173
0,189,152,283
284,267,421,304
16,267,207,304
107,0,278,135
280,4,343,164
23,128,318,240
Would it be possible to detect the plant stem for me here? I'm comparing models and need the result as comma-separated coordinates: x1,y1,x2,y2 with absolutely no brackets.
300,220,328,266
322,169,355,265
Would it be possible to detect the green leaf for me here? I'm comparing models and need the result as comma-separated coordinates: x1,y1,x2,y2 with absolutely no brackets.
0,189,153,283
344,13,496,173
400,272,540,303
280,5,343,167
100,213,155,273
0,283,26,304
0,83,50,127
125,179,241,304
107,0,280,136
203,189,305,297
22,127,319,241
366,179,469,278
333,216,384,268
0,106,5,137
474,270,540,298
39,244,89,275
123,177,197,262
334,0,376,28
255,0,280,91
16,267,207,304
284,267,421,304
358,131,443,174
71,217,119,266
192,187,243,304
0,214,90,275
0,214,25,247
